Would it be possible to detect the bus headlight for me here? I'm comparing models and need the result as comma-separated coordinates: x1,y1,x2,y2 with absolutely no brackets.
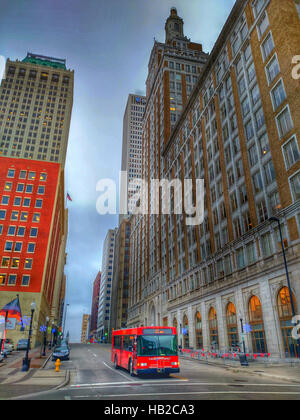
171,362,178,365
140,363,147,367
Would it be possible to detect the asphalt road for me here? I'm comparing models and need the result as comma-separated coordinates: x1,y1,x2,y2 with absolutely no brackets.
21,343,300,401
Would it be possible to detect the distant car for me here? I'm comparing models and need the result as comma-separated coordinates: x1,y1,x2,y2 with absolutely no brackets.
3,343,13,353
5,339,14,351
17,339,30,351
52,345,70,361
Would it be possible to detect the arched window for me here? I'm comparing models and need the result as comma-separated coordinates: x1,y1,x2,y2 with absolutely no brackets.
195,312,203,349
183,315,189,349
208,307,219,349
248,296,267,353
226,302,238,349
277,287,298,358
173,317,178,330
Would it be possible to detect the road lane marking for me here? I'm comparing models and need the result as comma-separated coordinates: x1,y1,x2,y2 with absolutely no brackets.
70,379,187,388
68,381,300,390
102,391,300,398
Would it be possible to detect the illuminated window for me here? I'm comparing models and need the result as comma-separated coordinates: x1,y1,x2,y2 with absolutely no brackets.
226,303,238,349
0,274,7,286
277,287,298,358
10,211,18,221
1,257,10,268
248,296,267,353
28,172,36,180
195,312,203,349
40,173,47,181
208,307,219,349
32,213,40,223
24,259,33,269
11,258,20,268
20,212,28,222
4,182,12,191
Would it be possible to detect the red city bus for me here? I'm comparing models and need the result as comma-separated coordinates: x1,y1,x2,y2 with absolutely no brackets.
111,326,180,376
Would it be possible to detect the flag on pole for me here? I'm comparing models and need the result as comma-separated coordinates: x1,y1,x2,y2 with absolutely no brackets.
0,296,22,322
66,193,72,202
0,296,23,352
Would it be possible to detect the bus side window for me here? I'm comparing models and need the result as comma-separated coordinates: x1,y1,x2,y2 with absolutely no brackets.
123,336,128,350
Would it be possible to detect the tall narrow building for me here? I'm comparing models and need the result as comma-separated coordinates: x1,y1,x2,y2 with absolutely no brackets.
119,94,146,224
0,53,74,346
129,8,208,325
97,228,117,340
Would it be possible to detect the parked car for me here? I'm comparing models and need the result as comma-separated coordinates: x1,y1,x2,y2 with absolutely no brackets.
17,339,30,351
3,343,13,354
5,339,14,351
52,345,70,361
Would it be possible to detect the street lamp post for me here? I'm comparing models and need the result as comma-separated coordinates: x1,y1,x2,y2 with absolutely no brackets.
269,216,300,358
22,302,36,372
42,316,49,357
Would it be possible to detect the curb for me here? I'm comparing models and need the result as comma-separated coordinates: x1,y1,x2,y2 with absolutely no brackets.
180,355,300,384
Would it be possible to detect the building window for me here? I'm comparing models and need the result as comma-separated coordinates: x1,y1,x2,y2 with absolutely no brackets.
27,243,36,253
4,182,12,192
276,106,293,139
248,295,267,353
264,160,276,185
266,55,280,85
261,33,274,61
271,80,286,110
226,303,238,349
7,169,15,178
1,257,10,268
0,274,7,286
283,136,300,169
277,287,298,358
208,307,219,350
21,275,30,286
290,171,300,201
195,312,203,349
1,196,9,205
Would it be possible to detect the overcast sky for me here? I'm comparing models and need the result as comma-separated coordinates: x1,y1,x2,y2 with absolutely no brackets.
1,0,236,342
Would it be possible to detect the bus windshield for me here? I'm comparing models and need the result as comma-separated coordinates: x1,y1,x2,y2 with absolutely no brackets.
137,335,177,356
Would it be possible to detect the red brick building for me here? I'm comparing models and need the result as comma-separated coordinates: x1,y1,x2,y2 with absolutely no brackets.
0,157,66,344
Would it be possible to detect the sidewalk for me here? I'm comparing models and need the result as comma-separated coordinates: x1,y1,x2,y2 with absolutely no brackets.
0,348,69,399
180,353,300,384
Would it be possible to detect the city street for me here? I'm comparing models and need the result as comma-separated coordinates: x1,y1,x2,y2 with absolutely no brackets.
19,344,300,400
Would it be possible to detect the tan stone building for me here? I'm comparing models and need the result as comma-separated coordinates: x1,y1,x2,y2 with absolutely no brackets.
81,314,90,344
128,0,300,360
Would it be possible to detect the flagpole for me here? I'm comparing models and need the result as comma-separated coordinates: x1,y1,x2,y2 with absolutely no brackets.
0,311,8,354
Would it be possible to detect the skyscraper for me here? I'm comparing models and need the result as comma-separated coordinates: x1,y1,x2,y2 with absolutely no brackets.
0,53,74,165
129,8,208,325
0,53,73,346
119,94,146,224
97,228,117,340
